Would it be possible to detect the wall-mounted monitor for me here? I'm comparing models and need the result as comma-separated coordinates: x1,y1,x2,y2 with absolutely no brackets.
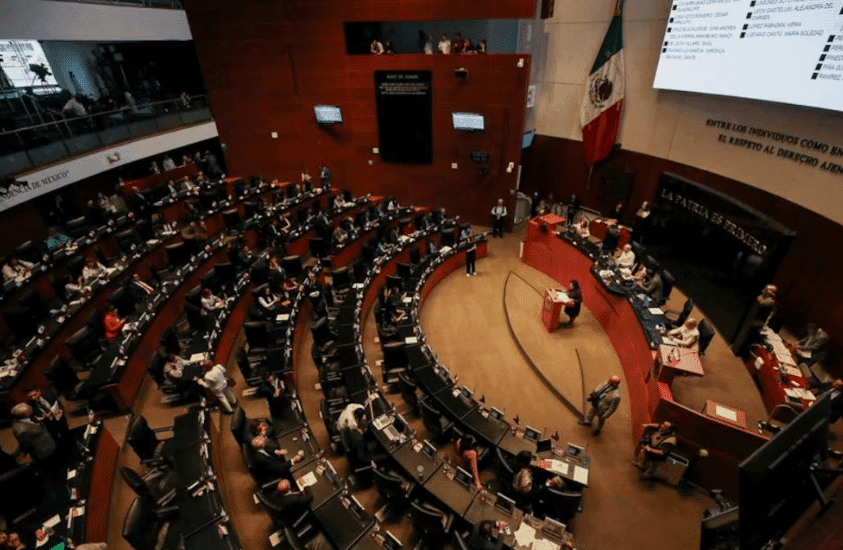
314,104,343,124
452,112,485,131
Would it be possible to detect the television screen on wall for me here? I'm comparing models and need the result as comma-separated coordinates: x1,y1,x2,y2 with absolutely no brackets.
314,104,343,124
452,112,485,131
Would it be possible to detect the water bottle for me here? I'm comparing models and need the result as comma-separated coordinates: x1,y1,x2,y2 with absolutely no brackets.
417,465,424,480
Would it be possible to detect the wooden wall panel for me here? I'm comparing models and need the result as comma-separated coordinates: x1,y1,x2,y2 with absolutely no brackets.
182,0,533,225
520,135,843,376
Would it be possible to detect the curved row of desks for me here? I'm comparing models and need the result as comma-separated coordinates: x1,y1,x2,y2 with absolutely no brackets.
522,215,767,498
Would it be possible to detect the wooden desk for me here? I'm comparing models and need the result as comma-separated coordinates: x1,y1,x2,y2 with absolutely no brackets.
656,345,704,385
703,400,747,429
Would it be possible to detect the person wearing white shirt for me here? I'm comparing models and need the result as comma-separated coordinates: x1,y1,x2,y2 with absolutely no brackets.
195,361,236,413
438,33,451,54
3,258,34,282
491,198,507,238
615,244,636,268
162,155,176,171
164,354,187,380
370,39,385,55
258,287,282,313
82,259,107,282
200,288,225,316
65,274,91,297
576,220,591,240
667,318,700,352
335,402,365,433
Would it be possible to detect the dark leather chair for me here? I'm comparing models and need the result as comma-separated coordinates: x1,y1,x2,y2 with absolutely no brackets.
698,319,716,356
420,398,454,443
45,356,84,399
541,488,582,523
660,270,676,305
126,414,174,466
185,302,205,331
373,468,413,515
185,285,203,307
200,268,221,294
120,466,176,508
121,496,181,550
65,325,103,367
409,501,454,545
230,407,249,446
398,372,422,415
332,267,351,294
494,447,515,496
665,298,694,329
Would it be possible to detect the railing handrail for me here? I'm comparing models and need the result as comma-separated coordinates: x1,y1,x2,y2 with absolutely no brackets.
0,94,207,137
46,0,183,8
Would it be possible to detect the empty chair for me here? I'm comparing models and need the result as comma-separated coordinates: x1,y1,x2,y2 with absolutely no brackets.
116,229,141,256
698,319,716,356
243,201,257,220
121,496,180,550
644,255,660,272
120,466,176,508
2,306,36,339
200,268,221,294
20,290,49,323
373,468,413,515
185,302,205,332
282,255,302,277
408,501,454,545
244,321,271,352
331,267,351,294
631,241,645,268
541,488,583,523
165,242,188,268
159,327,182,355
251,261,270,285
660,270,676,305
420,398,454,443
665,298,694,329
45,356,82,399
66,216,90,238
108,287,136,316
214,262,237,287
14,240,41,264
185,285,203,307
223,209,242,232
230,407,249,446
65,326,102,367
352,259,367,282
396,262,412,280
126,414,175,466
409,247,422,265
309,237,326,259
398,372,421,415
494,447,516,496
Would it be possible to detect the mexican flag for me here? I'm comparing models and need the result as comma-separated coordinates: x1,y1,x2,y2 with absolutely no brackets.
580,0,625,165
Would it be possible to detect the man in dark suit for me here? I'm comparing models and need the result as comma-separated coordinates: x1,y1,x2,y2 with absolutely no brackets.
25,385,71,457
345,410,387,467
636,269,665,303
11,403,57,465
248,434,304,477
259,373,291,418
127,273,154,302
267,479,313,520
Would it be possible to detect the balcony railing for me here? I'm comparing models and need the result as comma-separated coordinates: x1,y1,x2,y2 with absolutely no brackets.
0,96,211,176
47,0,182,8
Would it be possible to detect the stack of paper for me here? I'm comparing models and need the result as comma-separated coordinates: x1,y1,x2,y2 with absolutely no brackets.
513,522,537,547
572,465,589,485
296,471,318,490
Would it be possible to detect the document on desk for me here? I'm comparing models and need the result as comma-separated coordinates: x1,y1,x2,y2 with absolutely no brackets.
714,405,738,422
572,465,589,485
539,459,569,476
648,307,664,315
190,352,207,363
513,522,537,547
405,336,418,344
275,314,290,322
533,540,561,550
783,365,802,377
554,291,569,303
296,471,318,491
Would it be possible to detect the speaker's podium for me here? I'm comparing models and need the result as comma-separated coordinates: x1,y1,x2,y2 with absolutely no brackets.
542,288,568,333
527,214,566,244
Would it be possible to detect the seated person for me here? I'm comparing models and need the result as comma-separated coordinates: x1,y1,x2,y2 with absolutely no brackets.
455,434,484,491
341,216,358,238
166,179,179,196
332,194,345,212
666,318,700,351
267,479,313,520
65,274,91,298
602,222,620,253
633,421,677,480
615,244,636,269
417,213,432,232
259,373,290,417
181,221,209,253
386,226,400,245
795,322,829,367
229,244,254,270
249,434,305,476
576,219,591,240
44,226,71,251
331,225,347,248
512,450,535,511
3,257,34,282
635,268,664,303
345,410,387,467
200,287,225,317
249,418,275,439
468,521,506,550
82,258,108,283
127,273,154,300
258,286,289,313
164,353,188,382
103,305,126,340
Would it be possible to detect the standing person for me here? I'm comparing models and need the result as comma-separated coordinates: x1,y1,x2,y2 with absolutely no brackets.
633,421,678,480
318,165,331,189
491,198,507,238
632,201,651,242
578,376,622,435
455,434,484,491
195,360,236,413
562,280,582,327
423,33,434,55
11,403,57,466
465,235,477,277
438,33,451,54
566,194,581,227
530,191,540,218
